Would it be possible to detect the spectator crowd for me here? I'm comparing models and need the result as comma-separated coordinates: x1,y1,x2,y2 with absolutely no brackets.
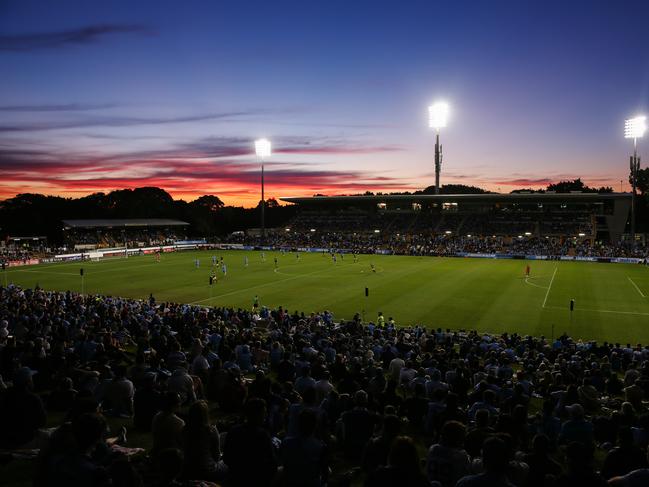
2,284,649,486
227,231,649,261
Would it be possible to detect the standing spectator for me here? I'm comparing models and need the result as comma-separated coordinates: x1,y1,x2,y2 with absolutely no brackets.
340,390,379,460
362,414,402,474
426,420,471,487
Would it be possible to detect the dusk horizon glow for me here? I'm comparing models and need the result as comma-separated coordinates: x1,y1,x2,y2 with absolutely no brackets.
1,0,648,206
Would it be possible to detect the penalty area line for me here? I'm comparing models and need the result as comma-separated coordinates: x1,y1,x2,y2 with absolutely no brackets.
628,277,647,298
543,304,649,317
542,267,558,308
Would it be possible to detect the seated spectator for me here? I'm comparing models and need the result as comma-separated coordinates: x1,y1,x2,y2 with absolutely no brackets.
281,408,328,487
524,434,562,487
48,413,111,487
223,398,277,487
133,372,162,431
167,367,196,405
181,400,222,482
456,436,516,487
152,392,185,455
365,436,429,487
559,403,594,446
152,448,187,487
556,441,606,487
47,377,78,412
104,364,134,417
0,366,47,448
602,427,648,480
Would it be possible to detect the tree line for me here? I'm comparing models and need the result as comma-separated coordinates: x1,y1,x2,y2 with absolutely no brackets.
1,175,646,244
0,187,296,244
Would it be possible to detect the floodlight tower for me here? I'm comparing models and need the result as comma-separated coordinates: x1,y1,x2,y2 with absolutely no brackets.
428,102,449,194
255,138,272,239
624,115,646,242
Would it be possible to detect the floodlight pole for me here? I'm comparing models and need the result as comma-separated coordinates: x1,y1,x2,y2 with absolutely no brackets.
261,158,265,240
434,130,442,195
630,137,640,242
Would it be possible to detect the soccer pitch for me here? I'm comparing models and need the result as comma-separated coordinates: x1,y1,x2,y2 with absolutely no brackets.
5,250,649,344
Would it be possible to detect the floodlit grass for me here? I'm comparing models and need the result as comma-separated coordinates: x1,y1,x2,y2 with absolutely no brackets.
5,250,649,343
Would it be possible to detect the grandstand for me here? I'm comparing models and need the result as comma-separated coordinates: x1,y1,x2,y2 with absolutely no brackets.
62,218,190,250
281,193,632,243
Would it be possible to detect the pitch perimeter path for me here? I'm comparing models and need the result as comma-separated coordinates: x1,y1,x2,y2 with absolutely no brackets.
4,251,649,343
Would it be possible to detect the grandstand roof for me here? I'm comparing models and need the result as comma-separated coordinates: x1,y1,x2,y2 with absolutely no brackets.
62,218,189,229
280,192,630,205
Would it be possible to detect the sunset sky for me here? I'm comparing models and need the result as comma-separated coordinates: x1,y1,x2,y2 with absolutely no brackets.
1,0,648,206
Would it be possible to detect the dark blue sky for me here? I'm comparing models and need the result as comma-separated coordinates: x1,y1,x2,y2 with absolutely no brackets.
1,0,648,204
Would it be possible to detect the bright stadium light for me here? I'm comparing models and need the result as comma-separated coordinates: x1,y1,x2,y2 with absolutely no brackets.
255,138,272,158
625,116,647,139
428,101,450,195
625,115,646,242
428,102,449,129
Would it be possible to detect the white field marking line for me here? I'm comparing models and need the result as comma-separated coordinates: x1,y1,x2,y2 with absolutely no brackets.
543,304,649,317
542,267,558,308
628,277,646,298
188,265,341,305
524,275,549,290
10,268,79,276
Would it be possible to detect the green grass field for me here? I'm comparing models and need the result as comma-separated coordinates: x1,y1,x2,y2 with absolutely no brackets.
5,250,649,343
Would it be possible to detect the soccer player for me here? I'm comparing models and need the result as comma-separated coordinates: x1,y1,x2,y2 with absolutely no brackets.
296,251,300,260
274,257,278,268
525,264,530,277
212,255,217,266
222,263,227,276
155,252,161,263
244,255,249,267
332,254,337,264
353,253,358,263
195,258,200,269
253,295,259,309
261,252,266,262
371,263,376,273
